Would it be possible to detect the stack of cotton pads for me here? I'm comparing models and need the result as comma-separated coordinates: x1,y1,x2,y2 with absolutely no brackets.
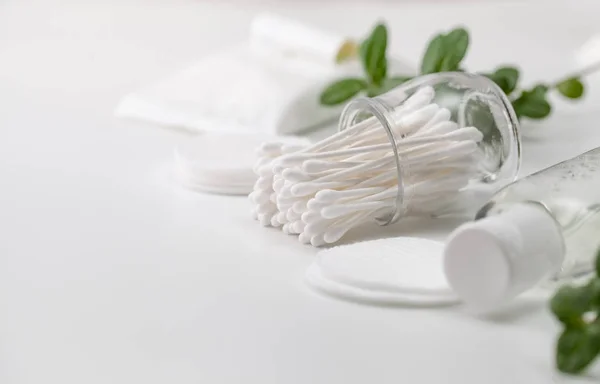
305,237,459,306
175,133,309,195
250,86,484,246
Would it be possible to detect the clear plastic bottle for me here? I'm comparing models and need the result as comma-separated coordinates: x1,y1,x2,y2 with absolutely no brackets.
444,147,600,309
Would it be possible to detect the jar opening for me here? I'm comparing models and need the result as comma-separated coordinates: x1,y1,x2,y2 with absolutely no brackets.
339,97,407,226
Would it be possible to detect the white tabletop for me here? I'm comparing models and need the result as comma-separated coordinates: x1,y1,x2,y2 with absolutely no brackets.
2,0,600,383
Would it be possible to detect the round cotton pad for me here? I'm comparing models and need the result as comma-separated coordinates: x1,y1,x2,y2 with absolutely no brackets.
305,237,459,306
174,133,309,195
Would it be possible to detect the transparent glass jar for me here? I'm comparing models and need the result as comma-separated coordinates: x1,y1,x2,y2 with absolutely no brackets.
338,72,522,225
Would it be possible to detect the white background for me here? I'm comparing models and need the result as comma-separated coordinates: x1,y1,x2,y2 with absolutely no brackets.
2,0,600,383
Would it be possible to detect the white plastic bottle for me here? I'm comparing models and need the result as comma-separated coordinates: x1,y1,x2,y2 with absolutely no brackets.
444,147,600,309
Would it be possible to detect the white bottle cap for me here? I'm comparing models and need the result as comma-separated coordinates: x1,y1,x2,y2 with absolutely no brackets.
443,202,565,310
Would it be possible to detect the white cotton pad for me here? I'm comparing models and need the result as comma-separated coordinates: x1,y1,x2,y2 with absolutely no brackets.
174,132,309,195
305,237,459,306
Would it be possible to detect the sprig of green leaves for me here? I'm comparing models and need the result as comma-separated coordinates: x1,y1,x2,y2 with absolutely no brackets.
421,28,469,74
319,78,368,105
551,249,600,375
320,23,591,122
360,23,388,86
320,22,412,106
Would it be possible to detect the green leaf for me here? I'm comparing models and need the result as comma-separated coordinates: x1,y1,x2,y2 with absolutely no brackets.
596,248,600,276
319,78,367,106
513,98,551,119
372,56,388,87
531,84,549,98
512,86,552,119
371,76,412,96
487,66,520,95
360,23,388,86
439,28,469,72
366,85,382,98
359,36,370,64
557,77,585,99
589,278,600,310
420,27,470,74
421,34,445,74
551,285,594,325
556,326,600,374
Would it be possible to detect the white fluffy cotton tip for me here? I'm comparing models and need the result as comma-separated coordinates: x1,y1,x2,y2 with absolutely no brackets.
257,213,273,227
292,220,305,234
292,200,307,214
298,232,311,244
301,211,320,224
257,164,275,177
310,234,326,247
270,215,281,227
302,159,333,173
272,178,285,193
282,223,292,234
276,211,287,224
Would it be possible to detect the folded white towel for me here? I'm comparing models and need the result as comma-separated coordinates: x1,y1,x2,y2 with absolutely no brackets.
116,13,412,135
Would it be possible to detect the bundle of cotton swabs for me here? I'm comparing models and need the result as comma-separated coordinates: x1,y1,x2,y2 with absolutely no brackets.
249,86,484,246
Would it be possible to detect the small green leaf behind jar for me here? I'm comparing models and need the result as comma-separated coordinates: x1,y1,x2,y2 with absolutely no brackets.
360,23,388,86
512,85,551,119
438,28,469,72
486,66,520,95
319,78,368,106
421,27,469,74
557,77,585,99
420,34,445,74
367,76,413,97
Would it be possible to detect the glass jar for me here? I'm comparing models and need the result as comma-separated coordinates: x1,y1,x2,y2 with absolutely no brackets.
338,72,522,225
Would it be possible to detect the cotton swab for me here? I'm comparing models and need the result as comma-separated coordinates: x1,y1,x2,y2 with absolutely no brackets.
250,85,485,246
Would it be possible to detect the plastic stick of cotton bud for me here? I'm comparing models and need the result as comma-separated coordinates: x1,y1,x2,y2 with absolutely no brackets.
316,136,480,179
281,125,476,172
297,86,437,154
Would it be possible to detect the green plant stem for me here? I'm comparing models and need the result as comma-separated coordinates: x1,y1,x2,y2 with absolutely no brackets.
554,60,600,86
508,62,600,103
